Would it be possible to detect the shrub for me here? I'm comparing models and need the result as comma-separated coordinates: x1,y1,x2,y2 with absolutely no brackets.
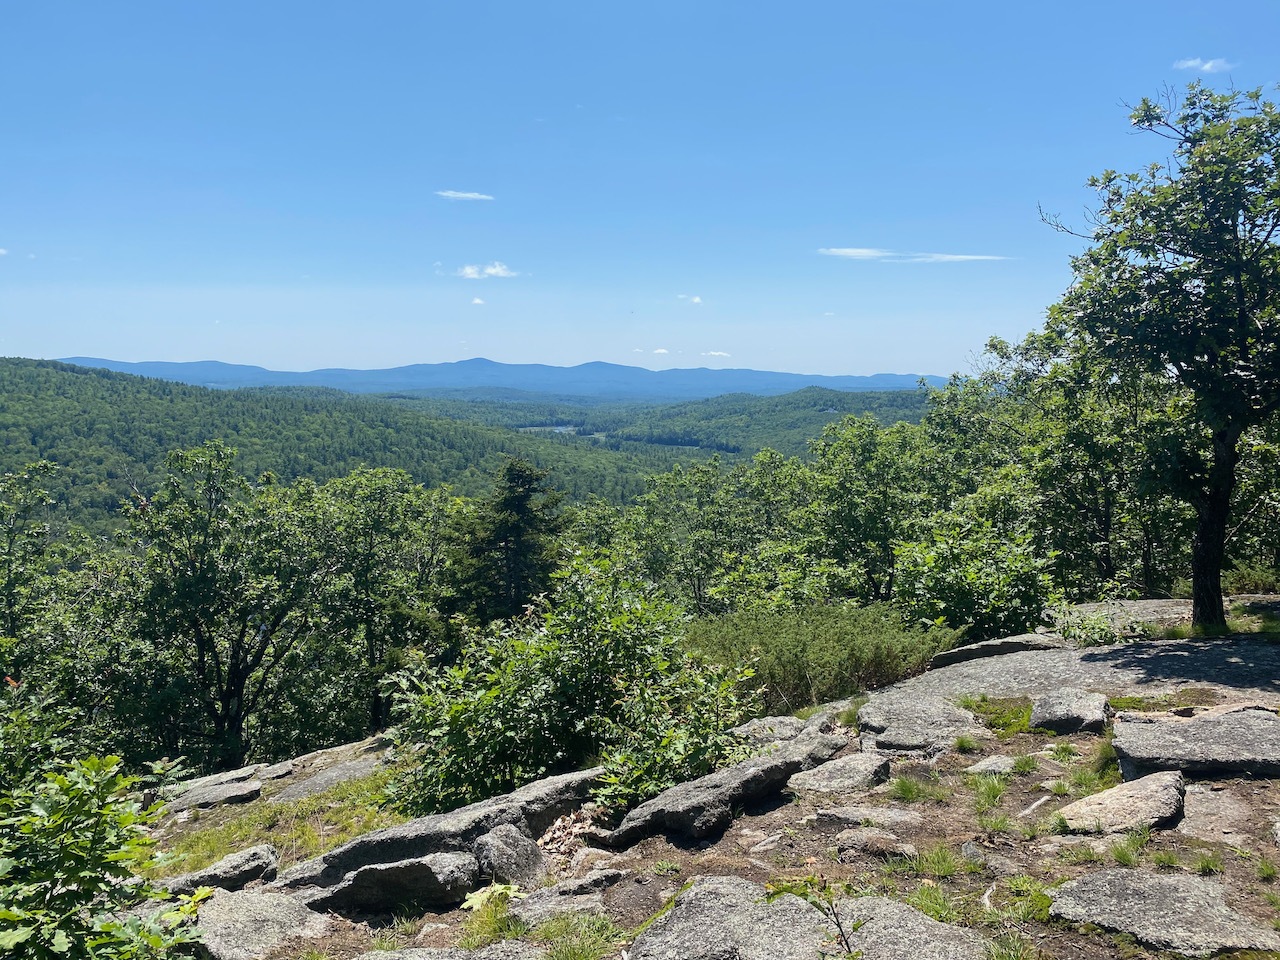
0,683,202,958
386,563,754,815
893,516,1053,641
683,603,959,715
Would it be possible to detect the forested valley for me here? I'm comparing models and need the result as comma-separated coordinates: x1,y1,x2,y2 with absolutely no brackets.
3,83,1280,958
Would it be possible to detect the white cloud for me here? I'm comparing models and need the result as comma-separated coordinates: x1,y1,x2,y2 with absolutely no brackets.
823,311,835,316
1173,57,1235,73
456,261,518,279
702,351,731,357
677,294,704,304
653,348,669,354
819,247,1006,263
436,190,495,200
0,249,7,256
471,297,485,305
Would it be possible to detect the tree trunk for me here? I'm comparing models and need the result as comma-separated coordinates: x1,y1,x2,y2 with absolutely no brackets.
1190,428,1240,629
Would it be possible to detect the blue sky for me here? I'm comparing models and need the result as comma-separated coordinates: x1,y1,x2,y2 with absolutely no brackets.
1,2,1276,377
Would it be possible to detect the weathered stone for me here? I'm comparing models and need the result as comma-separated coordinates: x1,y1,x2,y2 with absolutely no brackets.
164,844,278,895
508,868,627,925
858,693,986,754
963,755,1018,775
834,826,916,860
601,731,844,847
473,823,545,887
196,890,331,960
1050,868,1280,957
1057,771,1184,833
166,778,261,813
929,634,1061,669
787,752,889,794
259,759,294,781
270,754,382,803
1030,688,1108,733
301,851,479,912
733,715,808,747
816,805,925,831
834,896,991,960
627,875,834,960
1177,784,1254,844
1113,703,1280,777
274,767,599,897
174,764,264,795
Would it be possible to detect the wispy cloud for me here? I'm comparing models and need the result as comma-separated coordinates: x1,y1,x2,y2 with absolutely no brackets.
456,261,518,279
819,247,1007,263
677,294,704,304
653,348,669,355
471,297,485,305
0,249,7,256
1173,57,1235,73
702,351,731,357
436,190,494,200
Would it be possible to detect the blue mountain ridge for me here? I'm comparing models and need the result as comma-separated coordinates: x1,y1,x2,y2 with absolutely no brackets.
58,357,947,401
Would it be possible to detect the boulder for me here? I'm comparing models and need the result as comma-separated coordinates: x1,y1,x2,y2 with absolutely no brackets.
929,634,1061,669
300,851,479,913
273,767,599,899
166,778,262,814
600,731,844,848
1056,771,1184,834
786,752,889,795
270,753,383,803
627,875,834,960
816,805,924,831
173,764,264,795
196,890,331,960
964,755,1018,775
1113,703,1280,777
833,896,991,960
834,826,916,860
1050,868,1280,957
1030,688,1108,733
473,823,546,887
858,693,986,754
732,715,808,747
508,868,627,925
164,844,278,895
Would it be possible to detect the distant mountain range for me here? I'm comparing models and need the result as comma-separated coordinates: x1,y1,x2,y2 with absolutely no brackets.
59,357,946,401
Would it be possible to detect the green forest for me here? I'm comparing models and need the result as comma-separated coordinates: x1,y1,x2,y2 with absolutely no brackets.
3,84,1280,958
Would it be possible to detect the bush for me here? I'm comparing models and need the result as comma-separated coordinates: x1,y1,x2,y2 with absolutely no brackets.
893,517,1053,641
385,563,754,815
0,683,202,959
1222,564,1280,595
684,604,959,715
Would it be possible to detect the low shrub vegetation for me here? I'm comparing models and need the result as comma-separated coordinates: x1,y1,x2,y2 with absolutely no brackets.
684,603,960,715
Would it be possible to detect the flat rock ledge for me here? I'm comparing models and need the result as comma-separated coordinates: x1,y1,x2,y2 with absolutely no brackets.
1049,868,1280,957
1057,771,1184,834
271,767,600,913
858,693,987,755
833,896,991,960
166,778,262,814
929,634,1062,670
1113,702,1280,777
599,730,845,848
816,805,925,831
786,752,889,795
197,889,332,960
508,868,627,925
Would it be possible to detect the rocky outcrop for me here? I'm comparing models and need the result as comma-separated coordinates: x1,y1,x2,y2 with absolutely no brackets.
786,752,889,795
272,768,600,911
507,868,627,925
473,823,546,887
1056,771,1184,833
858,693,986,754
833,896,991,960
196,890,331,960
1050,869,1280,956
166,778,262,813
164,844,278,895
270,754,383,803
627,876,835,960
300,851,480,912
816,804,925,831
929,634,1060,669
598,730,844,848
1113,702,1280,777
834,826,916,860
1030,687,1108,733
